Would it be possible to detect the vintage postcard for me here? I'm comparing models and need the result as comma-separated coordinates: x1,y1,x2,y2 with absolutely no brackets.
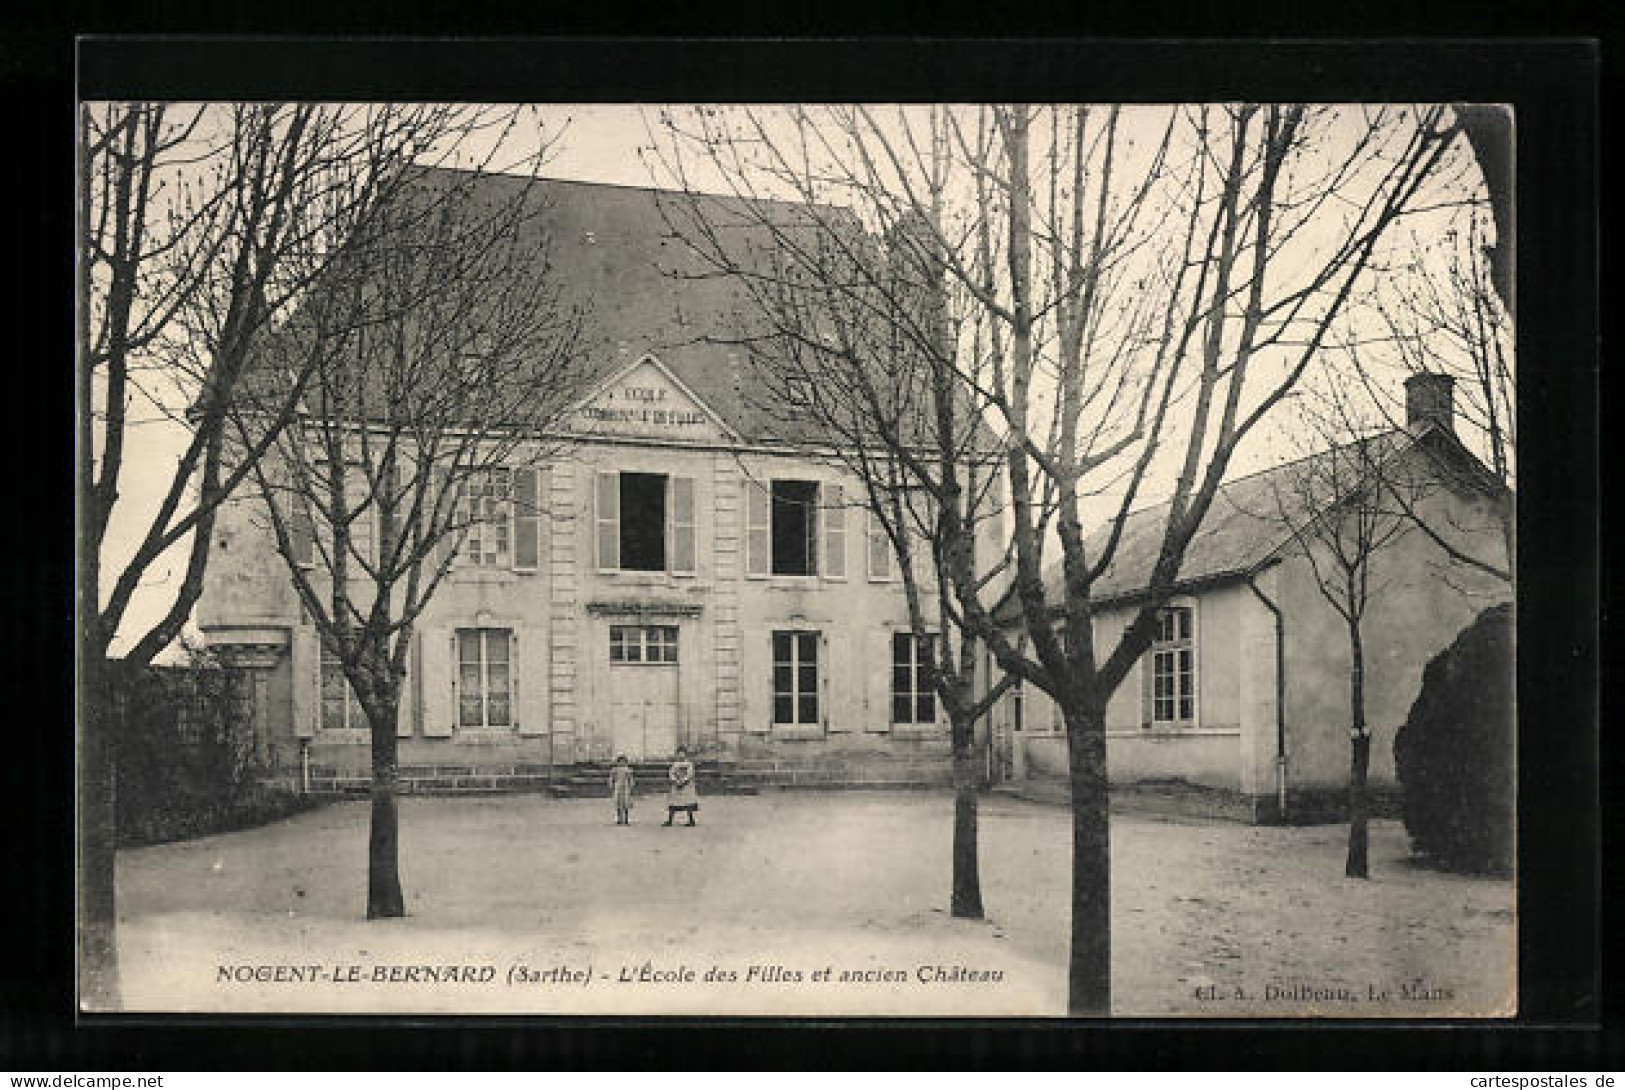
78,97,1519,1018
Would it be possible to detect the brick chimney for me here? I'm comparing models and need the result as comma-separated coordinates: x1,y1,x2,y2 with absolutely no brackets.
1404,372,1455,433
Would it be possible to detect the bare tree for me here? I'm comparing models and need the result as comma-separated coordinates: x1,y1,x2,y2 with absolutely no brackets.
652,103,1468,1014
648,127,1017,917
1344,204,1514,582
1253,398,1414,878
232,159,587,919
77,103,532,1008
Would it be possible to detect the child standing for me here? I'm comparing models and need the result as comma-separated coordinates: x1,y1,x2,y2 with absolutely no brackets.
609,755,635,825
664,746,699,827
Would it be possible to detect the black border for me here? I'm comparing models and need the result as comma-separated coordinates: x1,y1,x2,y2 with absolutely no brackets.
9,36,1605,1069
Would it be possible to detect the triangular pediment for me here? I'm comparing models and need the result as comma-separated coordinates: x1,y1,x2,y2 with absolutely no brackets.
567,354,735,444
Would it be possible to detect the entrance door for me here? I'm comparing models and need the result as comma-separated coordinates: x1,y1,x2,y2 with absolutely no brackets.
607,624,681,760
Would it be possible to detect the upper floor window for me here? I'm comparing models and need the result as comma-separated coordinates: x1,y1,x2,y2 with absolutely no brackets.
448,466,542,573
745,479,846,579
457,468,512,568
1150,605,1196,728
596,470,696,575
772,479,819,575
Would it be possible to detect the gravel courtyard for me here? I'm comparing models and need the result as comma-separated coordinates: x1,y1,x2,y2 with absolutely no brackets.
114,791,1514,1017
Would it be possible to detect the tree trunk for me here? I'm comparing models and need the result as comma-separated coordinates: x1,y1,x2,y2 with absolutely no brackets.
79,651,121,1010
950,733,984,919
1345,623,1370,880
366,707,406,919
1063,699,1111,1016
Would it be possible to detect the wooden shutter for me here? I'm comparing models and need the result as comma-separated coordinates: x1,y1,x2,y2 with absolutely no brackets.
421,628,454,737
290,500,315,569
826,628,853,732
745,478,770,578
865,628,892,732
867,509,892,581
741,628,770,733
513,467,541,572
516,626,548,736
669,475,696,575
290,626,318,738
595,471,620,571
395,639,415,738
822,483,846,580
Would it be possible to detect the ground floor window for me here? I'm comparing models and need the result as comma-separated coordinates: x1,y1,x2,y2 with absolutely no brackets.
1151,605,1196,727
772,630,820,725
610,624,679,664
320,646,367,731
891,632,937,724
457,627,513,728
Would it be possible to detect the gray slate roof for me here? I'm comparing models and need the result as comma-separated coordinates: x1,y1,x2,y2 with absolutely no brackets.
1061,428,1422,605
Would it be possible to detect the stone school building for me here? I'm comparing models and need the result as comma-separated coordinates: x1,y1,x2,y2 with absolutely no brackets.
196,174,974,792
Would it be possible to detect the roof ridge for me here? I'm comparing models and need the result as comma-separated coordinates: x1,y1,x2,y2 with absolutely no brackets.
409,163,832,212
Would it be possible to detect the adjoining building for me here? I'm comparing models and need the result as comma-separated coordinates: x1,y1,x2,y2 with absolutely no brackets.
987,374,1513,822
197,174,982,792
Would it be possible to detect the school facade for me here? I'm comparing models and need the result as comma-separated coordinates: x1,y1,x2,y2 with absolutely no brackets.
195,175,970,791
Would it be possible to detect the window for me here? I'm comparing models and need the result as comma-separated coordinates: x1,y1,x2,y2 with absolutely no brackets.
772,631,820,725
596,471,696,575
891,632,937,724
770,479,819,575
457,627,513,728
609,624,679,664
457,469,512,568
1150,606,1196,727
320,646,367,731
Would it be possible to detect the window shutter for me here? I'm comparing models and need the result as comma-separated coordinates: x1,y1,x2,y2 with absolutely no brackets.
669,475,696,575
826,629,853,732
291,626,318,738
865,628,891,732
741,628,770,732
1139,653,1151,731
395,643,415,738
290,500,315,569
822,483,846,580
745,479,770,578
516,623,547,737
596,471,620,571
421,629,454,738
867,509,892,581
513,467,541,572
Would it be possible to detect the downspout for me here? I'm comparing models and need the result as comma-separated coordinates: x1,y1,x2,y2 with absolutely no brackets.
299,736,311,796
1245,573,1287,822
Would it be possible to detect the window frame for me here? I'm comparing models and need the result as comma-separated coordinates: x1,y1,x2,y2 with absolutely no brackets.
319,645,367,732
1148,602,1199,729
455,626,516,730
609,624,680,665
771,629,821,726
890,631,938,725
455,467,514,570
769,479,820,577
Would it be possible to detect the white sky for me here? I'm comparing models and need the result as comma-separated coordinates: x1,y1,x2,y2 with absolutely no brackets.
99,103,1501,659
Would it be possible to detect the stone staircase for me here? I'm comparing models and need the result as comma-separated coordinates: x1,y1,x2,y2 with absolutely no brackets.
547,760,759,799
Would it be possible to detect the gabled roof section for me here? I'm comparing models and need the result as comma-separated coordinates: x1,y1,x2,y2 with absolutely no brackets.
1029,422,1503,608
248,167,889,445
565,352,741,444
